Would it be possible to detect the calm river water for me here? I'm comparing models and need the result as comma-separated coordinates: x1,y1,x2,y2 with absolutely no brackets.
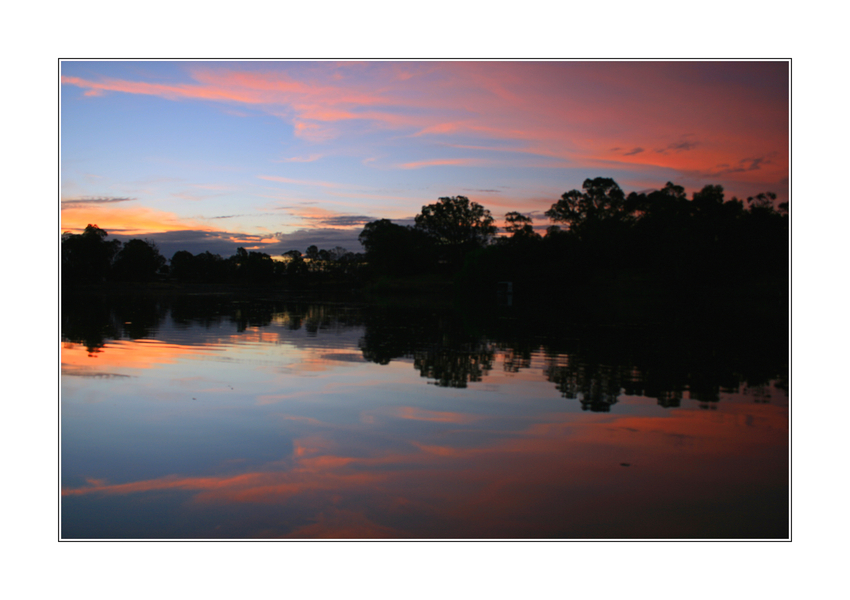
61,294,788,539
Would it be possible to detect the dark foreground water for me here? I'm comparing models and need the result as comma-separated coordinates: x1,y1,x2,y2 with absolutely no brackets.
61,294,788,539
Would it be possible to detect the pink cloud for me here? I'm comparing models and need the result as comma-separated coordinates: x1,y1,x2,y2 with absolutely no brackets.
273,154,323,163
63,62,788,206
413,122,465,136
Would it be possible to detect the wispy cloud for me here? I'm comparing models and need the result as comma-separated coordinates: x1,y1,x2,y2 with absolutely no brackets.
61,196,135,206
258,175,340,188
396,158,477,170
266,228,364,253
273,154,323,163
655,138,699,154
62,72,313,105
278,205,376,229
62,66,397,142
702,156,771,177
314,215,376,227
623,147,644,156
412,122,465,136
191,183,233,191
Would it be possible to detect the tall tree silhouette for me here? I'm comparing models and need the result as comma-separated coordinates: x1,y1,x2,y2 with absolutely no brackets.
61,224,121,284
414,196,497,266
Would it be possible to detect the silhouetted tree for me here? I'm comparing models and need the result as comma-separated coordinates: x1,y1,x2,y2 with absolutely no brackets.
359,219,436,276
329,246,349,262
692,184,725,213
281,250,307,277
545,177,630,235
112,239,166,282
169,250,196,282
231,247,274,284
747,192,778,213
414,196,497,266
503,211,538,239
545,225,564,238
193,251,229,282
61,224,121,284
626,181,688,220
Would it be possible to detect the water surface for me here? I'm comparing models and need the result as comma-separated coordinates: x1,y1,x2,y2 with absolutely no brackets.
61,295,788,539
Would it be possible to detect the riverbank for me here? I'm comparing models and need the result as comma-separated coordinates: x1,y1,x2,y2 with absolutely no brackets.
61,267,788,329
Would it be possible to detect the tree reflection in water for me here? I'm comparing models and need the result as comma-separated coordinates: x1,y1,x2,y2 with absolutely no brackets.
543,356,623,412
61,293,787,409
413,343,495,388
500,345,532,373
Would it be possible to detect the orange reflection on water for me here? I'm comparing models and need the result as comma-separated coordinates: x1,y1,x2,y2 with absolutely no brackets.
63,450,389,510
61,339,221,376
392,406,482,424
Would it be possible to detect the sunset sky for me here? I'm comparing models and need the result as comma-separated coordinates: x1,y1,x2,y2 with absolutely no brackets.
60,60,789,257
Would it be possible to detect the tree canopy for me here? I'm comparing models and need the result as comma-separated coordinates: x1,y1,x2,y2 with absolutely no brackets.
61,224,122,284
112,239,166,282
359,218,435,276
414,196,497,248
544,177,629,233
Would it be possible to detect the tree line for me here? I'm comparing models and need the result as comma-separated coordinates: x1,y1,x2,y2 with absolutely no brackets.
62,177,788,303
451,178,788,306
61,227,366,287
